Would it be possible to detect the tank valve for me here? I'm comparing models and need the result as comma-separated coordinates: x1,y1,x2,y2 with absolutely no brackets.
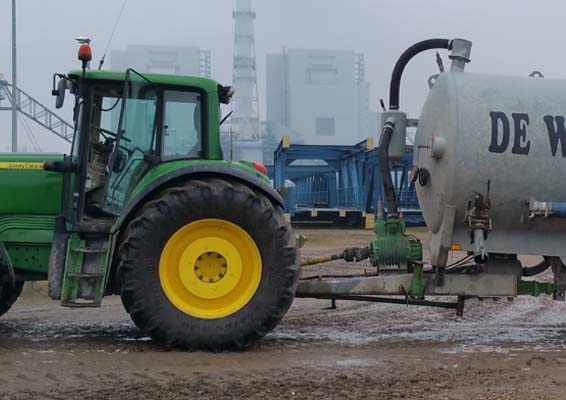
472,228,489,264
410,166,431,187
465,183,492,264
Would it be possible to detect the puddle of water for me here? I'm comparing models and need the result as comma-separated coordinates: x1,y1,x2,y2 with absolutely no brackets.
3,296,566,355
0,319,144,343
270,296,566,353
334,358,380,367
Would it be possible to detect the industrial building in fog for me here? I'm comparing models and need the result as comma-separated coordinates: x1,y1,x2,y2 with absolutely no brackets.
265,48,378,146
110,45,211,77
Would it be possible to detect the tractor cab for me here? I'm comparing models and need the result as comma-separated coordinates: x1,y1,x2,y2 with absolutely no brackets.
52,68,230,223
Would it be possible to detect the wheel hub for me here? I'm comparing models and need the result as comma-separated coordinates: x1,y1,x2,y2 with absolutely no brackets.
159,219,262,320
194,251,228,283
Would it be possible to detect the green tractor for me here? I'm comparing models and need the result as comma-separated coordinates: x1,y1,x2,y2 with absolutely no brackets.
0,44,299,350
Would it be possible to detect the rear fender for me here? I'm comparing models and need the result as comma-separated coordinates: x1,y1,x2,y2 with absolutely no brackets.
111,165,284,235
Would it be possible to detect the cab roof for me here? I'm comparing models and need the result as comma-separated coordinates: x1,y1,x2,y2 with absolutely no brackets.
68,70,220,93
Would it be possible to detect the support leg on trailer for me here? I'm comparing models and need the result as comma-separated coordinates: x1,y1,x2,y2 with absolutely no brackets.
434,266,445,287
324,299,337,310
456,296,466,317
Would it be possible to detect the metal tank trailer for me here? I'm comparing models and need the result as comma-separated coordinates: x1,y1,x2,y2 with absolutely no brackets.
296,38,566,314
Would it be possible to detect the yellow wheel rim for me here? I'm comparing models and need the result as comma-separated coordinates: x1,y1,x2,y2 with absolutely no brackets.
159,219,262,319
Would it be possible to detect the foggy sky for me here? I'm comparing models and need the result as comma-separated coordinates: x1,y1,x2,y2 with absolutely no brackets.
0,0,562,152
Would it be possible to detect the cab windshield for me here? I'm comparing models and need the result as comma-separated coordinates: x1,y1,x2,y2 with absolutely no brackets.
89,84,204,161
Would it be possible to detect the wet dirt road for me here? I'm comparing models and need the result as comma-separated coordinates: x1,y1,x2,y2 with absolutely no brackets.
2,228,566,399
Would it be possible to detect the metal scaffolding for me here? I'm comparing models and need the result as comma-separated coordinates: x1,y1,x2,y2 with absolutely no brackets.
271,136,422,227
0,79,73,144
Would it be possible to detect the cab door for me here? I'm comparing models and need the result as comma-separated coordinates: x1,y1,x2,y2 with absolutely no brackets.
102,69,161,215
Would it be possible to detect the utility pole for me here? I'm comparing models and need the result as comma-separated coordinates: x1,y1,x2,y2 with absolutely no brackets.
11,0,17,152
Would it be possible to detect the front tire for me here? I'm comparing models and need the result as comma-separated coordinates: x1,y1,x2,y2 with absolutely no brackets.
118,178,299,350
0,280,23,317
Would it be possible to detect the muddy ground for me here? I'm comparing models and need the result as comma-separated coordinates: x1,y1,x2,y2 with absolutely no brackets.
2,228,566,399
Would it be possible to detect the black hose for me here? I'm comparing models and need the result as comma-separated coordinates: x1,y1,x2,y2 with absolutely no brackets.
522,258,551,277
381,38,451,217
379,121,399,217
389,38,451,110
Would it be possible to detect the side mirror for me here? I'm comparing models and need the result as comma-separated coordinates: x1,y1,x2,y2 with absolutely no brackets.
112,150,127,173
52,75,67,109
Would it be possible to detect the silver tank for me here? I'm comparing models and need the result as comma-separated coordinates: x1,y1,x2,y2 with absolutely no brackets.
414,70,566,262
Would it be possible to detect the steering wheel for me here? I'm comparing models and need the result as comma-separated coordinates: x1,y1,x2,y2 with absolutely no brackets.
93,126,132,143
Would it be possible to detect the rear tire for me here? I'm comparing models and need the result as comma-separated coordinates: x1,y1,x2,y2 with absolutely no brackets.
118,178,299,350
0,280,23,317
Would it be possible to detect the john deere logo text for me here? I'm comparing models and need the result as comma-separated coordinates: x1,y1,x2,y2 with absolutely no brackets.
0,162,43,170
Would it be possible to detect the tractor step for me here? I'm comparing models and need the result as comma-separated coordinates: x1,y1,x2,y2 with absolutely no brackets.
60,234,110,307
71,247,107,254
66,272,104,278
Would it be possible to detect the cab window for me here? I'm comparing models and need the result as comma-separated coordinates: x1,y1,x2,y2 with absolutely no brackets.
162,90,203,159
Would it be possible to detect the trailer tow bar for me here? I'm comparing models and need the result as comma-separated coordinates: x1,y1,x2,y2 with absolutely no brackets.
295,290,467,316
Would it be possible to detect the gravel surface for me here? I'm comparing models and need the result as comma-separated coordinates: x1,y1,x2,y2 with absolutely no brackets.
1,228,566,399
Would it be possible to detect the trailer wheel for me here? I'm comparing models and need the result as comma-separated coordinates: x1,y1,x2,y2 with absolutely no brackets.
118,178,299,350
0,280,23,317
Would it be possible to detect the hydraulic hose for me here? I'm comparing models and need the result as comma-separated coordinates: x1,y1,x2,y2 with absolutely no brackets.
379,121,399,217
381,38,451,218
389,38,451,110
522,258,551,277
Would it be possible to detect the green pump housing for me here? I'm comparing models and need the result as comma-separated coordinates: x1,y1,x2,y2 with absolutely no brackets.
369,218,422,269
0,68,280,307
